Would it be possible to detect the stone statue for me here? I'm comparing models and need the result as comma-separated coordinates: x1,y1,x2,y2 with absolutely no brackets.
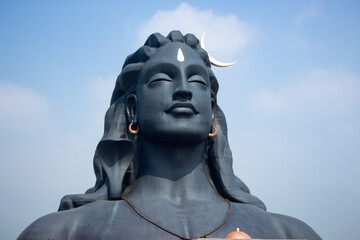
18,31,321,240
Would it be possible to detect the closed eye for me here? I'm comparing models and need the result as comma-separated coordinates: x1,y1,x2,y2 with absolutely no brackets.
188,75,207,86
147,73,172,85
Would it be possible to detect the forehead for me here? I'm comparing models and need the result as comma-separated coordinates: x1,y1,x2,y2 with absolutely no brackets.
143,42,206,71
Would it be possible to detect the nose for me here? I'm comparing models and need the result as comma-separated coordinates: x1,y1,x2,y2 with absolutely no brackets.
173,78,192,101
173,89,192,101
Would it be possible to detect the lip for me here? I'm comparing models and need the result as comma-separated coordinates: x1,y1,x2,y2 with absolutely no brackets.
165,102,199,114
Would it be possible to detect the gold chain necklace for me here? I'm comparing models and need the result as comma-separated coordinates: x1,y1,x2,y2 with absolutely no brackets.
121,197,231,240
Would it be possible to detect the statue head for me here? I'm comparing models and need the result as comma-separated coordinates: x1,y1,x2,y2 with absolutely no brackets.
122,33,216,146
58,31,266,211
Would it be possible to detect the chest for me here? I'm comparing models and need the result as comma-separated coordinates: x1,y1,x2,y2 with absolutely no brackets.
71,201,284,240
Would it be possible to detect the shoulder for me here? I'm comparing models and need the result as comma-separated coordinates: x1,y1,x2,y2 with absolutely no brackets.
17,208,75,240
230,203,321,240
270,212,322,240
17,200,131,240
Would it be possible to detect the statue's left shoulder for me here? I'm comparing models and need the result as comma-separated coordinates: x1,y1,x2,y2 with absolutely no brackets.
270,212,322,240
229,203,321,240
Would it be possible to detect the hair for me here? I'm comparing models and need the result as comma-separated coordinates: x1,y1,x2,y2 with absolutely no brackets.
58,31,266,211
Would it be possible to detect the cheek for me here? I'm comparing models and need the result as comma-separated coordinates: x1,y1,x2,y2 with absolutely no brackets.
135,86,169,125
136,85,169,110
200,104,213,131
196,92,213,119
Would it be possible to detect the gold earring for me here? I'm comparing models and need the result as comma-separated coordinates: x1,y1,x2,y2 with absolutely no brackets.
129,121,139,134
208,125,217,137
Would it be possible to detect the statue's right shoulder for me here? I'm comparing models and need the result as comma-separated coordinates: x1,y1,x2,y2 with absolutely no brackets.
17,200,132,240
17,208,74,240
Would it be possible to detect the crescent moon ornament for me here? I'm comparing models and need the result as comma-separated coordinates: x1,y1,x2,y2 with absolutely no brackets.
200,32,237,67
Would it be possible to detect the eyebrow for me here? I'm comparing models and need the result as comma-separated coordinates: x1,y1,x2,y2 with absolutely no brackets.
141,62,180,78
185,64,208,78
141,62,209,82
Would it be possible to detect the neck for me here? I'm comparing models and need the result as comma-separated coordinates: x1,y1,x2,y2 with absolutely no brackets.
124,137,220,202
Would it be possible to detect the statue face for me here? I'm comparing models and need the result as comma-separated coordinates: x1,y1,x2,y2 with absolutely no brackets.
135,42,213,145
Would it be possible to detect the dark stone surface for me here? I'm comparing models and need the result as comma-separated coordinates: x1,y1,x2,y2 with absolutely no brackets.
18,31,321,240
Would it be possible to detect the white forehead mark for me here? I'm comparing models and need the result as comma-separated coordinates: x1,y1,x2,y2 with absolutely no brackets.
177,48,184,62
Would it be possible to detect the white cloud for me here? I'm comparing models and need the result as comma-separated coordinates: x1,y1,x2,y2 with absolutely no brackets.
249,68,360,117
84,76,116,129
137,2,254,60
0,81,49,130
85,76,115,108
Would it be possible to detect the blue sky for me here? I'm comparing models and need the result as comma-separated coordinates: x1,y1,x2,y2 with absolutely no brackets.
1,1,359,239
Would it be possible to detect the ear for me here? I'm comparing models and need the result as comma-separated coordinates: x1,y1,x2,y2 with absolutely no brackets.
126,93,137,123
211,97,216,121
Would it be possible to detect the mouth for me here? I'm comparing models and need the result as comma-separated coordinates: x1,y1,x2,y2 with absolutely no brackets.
165,102,199,114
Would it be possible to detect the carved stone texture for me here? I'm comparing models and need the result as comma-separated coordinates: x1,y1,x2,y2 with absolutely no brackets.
17,31,321,240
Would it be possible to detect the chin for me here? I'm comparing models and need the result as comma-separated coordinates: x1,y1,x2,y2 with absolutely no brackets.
139,115,212,146
141,125,209,146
